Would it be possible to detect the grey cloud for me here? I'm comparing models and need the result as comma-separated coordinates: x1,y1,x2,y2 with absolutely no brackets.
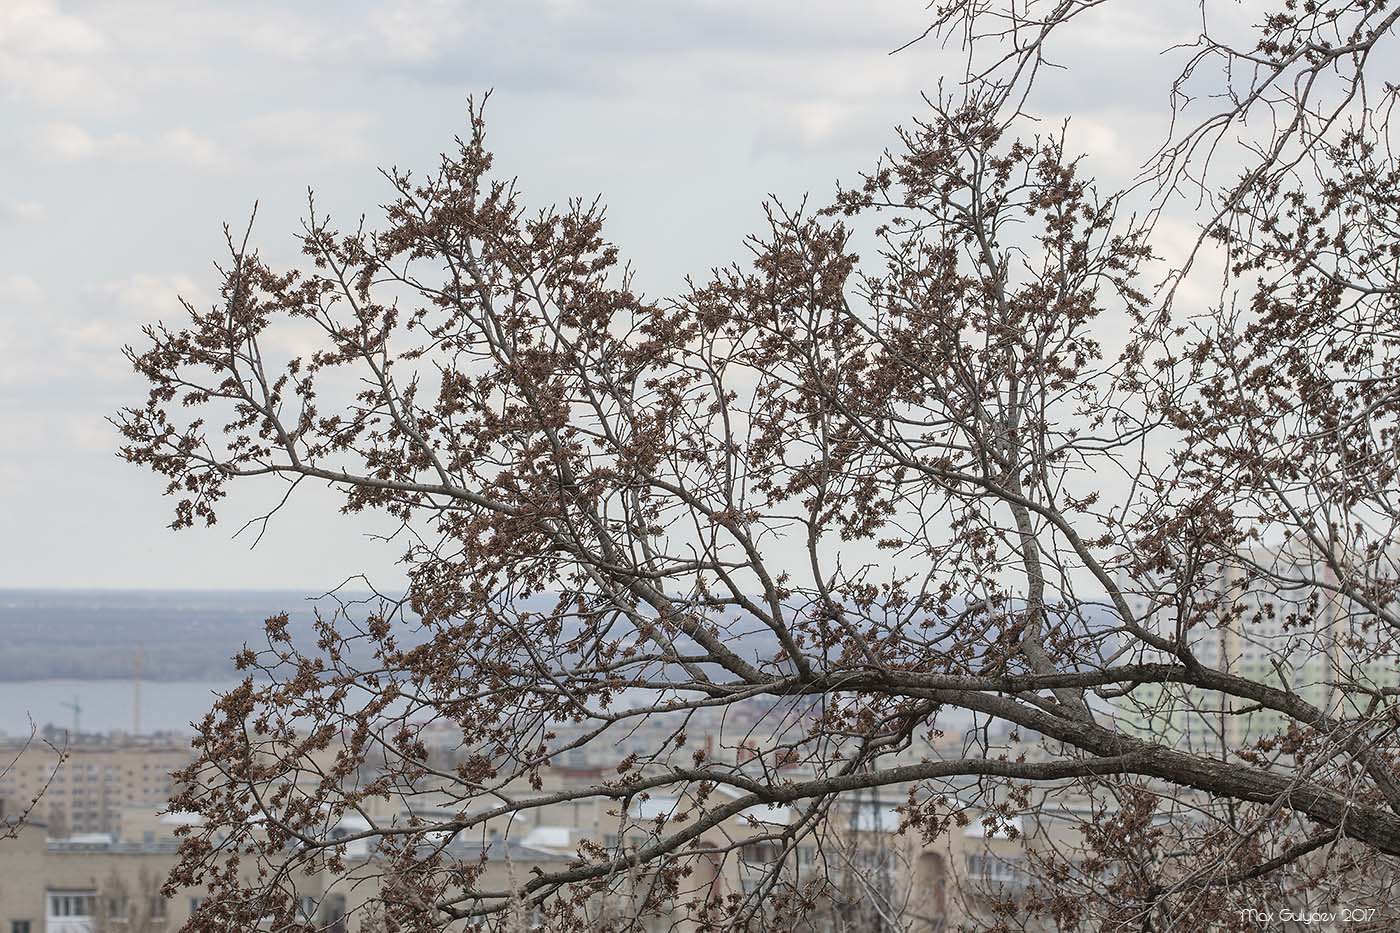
359,0,931,96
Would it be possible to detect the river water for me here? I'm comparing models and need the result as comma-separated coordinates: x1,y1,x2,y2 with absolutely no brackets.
0,679,234,737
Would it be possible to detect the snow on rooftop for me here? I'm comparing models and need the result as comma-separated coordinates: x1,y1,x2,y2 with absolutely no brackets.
522,825,576,851
850,806,902,833
738,803,796,827
629,795,681,821
64,832,115,845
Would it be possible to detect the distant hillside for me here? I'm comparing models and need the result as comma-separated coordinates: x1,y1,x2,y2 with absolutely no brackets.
0,590,357,681
0,590,1121,683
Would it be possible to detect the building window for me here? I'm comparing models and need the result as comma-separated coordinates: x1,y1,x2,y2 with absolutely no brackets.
12,921,33,933
741,841,783,866
103,895,128,919
965,853,1028,889
323,894,347,933
148,896,168,919
47,891,97,916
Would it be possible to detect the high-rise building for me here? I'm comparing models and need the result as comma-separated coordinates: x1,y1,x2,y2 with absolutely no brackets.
0,734,192,837
1113,546,1400,751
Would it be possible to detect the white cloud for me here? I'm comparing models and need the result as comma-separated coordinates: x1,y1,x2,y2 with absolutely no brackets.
64,273,202,349
104,272,204,320
235,18,318,59
1049,113,1148,185
66,415,119,452
0,0,108,106
0,198,46,223
34,121,226,168
0,273,42,303
0,0,103,56
35,121,95,159
34,121,139,161
788,100,850,146
242,110,372,163
159,127,228,169
61,318,127,353
43,274,205,385
1062,4,1195,53
368,3,450,63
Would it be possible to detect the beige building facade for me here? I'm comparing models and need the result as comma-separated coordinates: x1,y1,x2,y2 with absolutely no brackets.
0,778,1058,932
0,737,192,838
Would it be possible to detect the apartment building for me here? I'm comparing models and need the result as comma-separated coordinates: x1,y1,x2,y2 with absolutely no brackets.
0,807,578,933
1113,547,1400,752
0,775,1060,933
0,734,192,838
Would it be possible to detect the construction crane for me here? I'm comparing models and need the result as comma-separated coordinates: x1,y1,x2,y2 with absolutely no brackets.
133,644,144,736
60,696,82,736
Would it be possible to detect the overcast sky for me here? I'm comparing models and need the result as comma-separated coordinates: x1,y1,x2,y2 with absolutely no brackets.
0,0,1198,591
